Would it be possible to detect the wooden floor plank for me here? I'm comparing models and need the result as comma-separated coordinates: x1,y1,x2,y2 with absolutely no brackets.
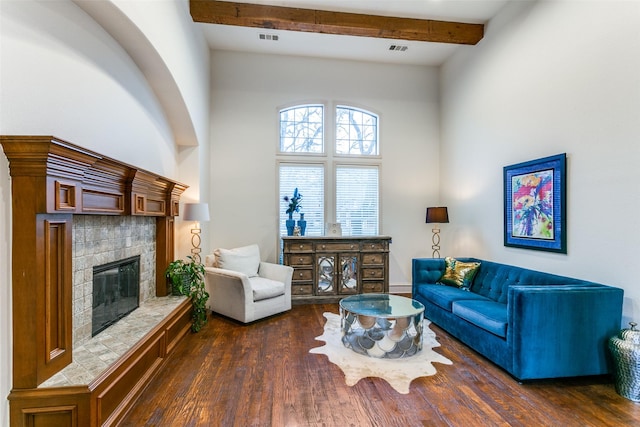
119,303,640,427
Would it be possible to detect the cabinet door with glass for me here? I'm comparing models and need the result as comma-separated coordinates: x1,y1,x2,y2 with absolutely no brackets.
338,253,358,294
316,254,336,296
316,252,359,296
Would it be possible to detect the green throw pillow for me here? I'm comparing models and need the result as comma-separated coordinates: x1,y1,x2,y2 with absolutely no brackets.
438,257,481,290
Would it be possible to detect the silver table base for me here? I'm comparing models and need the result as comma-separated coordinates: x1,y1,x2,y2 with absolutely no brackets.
340,309,424,358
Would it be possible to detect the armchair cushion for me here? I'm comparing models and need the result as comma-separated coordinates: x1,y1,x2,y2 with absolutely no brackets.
213,244,260,277
250,277,285,302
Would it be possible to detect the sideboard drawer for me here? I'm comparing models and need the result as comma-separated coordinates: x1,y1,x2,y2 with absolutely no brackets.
362,268,384,279
289,255,313,266
362,282,384,293
285,241,314,252
362,253,383,265
361,241,387,251
293,268,313,281
292,285,313,296
316,242,359,252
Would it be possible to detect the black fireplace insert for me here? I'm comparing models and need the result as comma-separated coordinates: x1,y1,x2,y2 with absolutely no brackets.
92,255,140,336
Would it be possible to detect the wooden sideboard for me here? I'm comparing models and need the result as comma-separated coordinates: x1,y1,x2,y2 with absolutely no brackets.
283,236,392,304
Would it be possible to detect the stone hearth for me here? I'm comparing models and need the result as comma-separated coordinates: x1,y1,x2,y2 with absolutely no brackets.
41,296,186,387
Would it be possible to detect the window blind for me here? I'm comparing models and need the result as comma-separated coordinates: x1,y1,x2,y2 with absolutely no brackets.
279,164,325,237
335,166,379,236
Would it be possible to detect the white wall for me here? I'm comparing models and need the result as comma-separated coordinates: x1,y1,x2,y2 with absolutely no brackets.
209,51,441,285
0,0,177,172
441,0,640,325
0,1,209,424
110,0,210,148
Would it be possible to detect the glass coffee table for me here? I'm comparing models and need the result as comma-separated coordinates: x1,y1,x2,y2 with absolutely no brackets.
339,294,425,358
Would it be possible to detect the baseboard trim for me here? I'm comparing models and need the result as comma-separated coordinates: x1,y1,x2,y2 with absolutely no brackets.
389,283,412,294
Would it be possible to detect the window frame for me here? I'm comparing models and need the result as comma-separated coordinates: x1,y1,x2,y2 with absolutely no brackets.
277,102,327,158
276,102,383,245
334,104,381,158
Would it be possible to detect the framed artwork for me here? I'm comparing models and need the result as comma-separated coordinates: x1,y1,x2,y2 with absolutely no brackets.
504,153,567,253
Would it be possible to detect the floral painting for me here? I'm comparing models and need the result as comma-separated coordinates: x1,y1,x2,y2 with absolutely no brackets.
504,154,566,253
511,169,554,239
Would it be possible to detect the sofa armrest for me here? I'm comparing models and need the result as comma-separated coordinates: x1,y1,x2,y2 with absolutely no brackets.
507,285,623,379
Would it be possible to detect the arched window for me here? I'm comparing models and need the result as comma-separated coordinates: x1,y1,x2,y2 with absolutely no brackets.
278,103,380,237
279,104,324,153
336,106,378,156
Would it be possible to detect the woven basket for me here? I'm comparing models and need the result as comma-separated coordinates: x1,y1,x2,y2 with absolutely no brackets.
609,322,640,402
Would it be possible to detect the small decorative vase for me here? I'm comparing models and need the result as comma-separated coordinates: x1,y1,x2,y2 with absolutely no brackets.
286,212,295,236
297,213,307,236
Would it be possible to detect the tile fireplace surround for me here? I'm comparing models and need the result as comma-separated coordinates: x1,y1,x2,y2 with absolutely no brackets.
37,214,170,389
72,215,157,347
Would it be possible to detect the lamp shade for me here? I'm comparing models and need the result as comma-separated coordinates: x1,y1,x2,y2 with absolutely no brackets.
426,207,449,224
183,203,210,222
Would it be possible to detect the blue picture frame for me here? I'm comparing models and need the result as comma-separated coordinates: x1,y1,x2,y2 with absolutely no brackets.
504,153,567,253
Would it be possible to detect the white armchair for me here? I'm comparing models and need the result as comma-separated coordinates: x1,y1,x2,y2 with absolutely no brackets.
204,244,293,323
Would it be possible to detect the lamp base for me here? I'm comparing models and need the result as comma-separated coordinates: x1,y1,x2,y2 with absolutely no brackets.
431,227,441,258
191,227,202,264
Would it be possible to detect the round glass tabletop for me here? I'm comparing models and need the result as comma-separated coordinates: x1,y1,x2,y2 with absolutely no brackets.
339,293,424,318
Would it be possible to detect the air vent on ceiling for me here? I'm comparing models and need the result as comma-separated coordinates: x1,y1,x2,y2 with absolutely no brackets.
389,45,408,52
259,34,279,41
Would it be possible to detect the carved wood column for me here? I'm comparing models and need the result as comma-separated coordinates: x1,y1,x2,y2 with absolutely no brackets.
156,216,176,296
37,214,73,385
0,139,78,388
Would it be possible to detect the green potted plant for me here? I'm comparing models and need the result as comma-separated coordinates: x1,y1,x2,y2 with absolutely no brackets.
165,256,209,333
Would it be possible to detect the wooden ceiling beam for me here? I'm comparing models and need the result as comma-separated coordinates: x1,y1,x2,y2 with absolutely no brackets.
190,0,484,45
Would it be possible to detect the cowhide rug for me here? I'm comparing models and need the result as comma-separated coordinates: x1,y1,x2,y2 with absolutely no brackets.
309,312,452,394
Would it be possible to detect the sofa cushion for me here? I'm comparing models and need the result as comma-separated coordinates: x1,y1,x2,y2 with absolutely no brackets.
438,257,481,290
415,284,492,312
452,300,508,338
249,276,285,302
214,244,260,277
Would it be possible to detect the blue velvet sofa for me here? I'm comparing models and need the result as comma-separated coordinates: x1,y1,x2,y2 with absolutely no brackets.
412,258,624,381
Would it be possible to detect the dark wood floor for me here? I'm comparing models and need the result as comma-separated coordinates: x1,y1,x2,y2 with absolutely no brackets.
120,303,640,426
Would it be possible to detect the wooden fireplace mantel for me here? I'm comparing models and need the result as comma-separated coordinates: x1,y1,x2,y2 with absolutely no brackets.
0,135,187,216
1,135,191,426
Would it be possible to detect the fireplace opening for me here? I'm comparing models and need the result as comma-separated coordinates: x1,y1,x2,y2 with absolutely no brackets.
92,255,140,337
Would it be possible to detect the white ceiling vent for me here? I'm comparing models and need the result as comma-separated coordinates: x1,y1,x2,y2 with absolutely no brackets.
259,34,279,41
388,45,408,52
